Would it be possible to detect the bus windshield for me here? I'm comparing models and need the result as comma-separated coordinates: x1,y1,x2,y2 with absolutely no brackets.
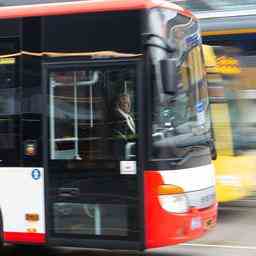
149,11,210,159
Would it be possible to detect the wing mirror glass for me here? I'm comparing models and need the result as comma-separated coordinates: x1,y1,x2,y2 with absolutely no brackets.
160,58,179,95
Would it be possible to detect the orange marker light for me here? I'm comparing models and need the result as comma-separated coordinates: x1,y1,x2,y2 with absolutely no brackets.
158,185,184,195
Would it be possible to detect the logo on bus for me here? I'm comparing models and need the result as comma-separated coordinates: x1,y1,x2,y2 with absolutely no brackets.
32,169,41,180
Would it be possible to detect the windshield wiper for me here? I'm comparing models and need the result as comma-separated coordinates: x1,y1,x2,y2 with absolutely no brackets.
169,145,208,166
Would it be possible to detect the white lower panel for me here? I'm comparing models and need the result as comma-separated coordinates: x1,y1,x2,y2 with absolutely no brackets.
0,168,45,234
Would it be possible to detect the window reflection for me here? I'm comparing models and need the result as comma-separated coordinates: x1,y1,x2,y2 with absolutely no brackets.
151,45,210,159
0,55,19,164
49,67,137,161
53,203,128,236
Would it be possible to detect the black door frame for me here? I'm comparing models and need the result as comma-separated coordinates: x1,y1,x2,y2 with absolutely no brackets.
42,58,146,250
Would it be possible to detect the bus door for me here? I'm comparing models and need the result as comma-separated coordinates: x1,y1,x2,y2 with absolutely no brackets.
44,60,143,249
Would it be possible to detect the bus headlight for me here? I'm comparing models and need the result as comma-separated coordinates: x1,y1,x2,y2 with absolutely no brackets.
158,194,189,213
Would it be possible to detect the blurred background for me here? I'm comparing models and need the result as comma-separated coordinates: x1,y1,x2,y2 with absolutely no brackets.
1,1,256,255
170,0,256,12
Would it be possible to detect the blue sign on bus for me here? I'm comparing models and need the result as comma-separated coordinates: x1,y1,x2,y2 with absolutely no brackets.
32,169,41,180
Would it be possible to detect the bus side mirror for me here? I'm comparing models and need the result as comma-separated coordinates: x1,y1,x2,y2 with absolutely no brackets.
209,139,217,160
160,58,179,95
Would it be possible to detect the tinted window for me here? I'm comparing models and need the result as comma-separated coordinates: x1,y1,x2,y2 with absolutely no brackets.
47,62,140,240
0,39,20,165
148,10,210,159
49,66,137,162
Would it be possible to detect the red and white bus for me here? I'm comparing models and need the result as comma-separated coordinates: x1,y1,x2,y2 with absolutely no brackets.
0,0,217,251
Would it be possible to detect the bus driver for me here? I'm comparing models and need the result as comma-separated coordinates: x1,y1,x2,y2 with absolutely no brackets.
112,94,135,140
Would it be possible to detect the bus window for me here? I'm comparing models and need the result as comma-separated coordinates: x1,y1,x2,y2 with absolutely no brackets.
0,39,20,165
53,202,129,236
49,67,137,161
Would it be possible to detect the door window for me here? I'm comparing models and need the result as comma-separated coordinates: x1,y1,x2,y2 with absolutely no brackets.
48,64,139,239
49,66,137,161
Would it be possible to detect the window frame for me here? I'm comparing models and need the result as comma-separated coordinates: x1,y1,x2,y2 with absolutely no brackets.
42,58,146,246
43,57,145,166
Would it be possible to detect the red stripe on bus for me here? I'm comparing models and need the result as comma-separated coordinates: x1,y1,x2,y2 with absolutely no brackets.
0,0,158,19
4,232,46,244
0,0,189,20
144,171,218,248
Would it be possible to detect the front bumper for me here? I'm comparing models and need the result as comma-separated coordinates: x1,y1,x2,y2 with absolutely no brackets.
145,203,218,249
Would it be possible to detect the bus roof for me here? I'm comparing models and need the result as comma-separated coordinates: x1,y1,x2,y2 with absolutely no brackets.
0,0,191,20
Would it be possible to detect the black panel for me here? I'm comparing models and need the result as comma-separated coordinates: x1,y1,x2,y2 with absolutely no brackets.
0,38,21,166
22,17,42,52
0,19,21,38
0,18,43,166
21,18,43,166
48,172,139,240
48,237,141,250
43,11,142,53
